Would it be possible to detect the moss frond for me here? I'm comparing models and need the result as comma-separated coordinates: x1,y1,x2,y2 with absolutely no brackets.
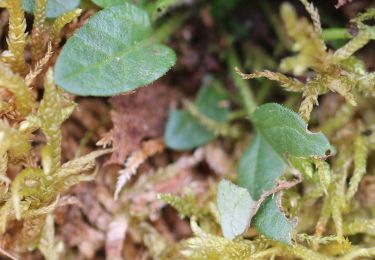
51,9,82,47
2,0,28,75
158,192,199,219
298,85,319,122
275,242,331,260
0,63,34,117
354,8,375,24
346,134,368,201
235,68,304,92
50,149,110,194
0,152,7,177
37,69,63,175
38,214,63,260
340,247,375,260
334,30,371,61
330,196,344,240
0,120,31,160
357,72,375,97
280,2,327,75
25,42,53,87
11,168,47,220
299,0,323,36
181,220,253,260
22,196,60,218
55,149,111,179
344,219,375,236
31,0,48,63
115,138,164,199
314,159,331,195
238,3,373,123
0,200,14,233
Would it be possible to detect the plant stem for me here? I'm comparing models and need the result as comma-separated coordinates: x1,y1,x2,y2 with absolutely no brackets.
227,49,257,115
322,28,352,41
153,13,188,43
228,110,248,121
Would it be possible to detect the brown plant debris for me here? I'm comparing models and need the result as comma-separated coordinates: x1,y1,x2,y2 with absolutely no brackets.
107,83,180,165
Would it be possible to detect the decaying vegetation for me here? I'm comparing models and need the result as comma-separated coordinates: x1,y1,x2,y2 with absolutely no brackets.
0,0,375,259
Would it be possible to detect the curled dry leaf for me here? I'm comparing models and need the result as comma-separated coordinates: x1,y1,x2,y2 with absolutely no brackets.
335,0,353,8
204,142,233,176
61,219,105,259
73,182,112,231
96,129,113,148
124,149,205,219
114,138,165,200
108,83,180,165
105,215,128,260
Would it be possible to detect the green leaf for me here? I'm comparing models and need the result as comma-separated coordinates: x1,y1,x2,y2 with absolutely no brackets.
238,103,332,244
164,111,215,151
238,134,287,199
54,3,176,96
195,84,229,122
23,0,80,18
146,0,182,20
250,103,332,158
91,0,126,8
217,180,256,240
164,82,229,150
252,197,295,244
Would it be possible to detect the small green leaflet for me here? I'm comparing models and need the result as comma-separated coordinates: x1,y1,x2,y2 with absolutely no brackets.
164,111,215,151
252,197,296,243
23,0,80,18
217,180,256,240
238,134,286,199
250,103,332,158
238,103,332,244
164,82,229,150
55,3,176,96
91,0,126,8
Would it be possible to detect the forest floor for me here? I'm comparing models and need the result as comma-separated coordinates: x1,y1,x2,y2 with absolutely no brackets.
1,0,375,259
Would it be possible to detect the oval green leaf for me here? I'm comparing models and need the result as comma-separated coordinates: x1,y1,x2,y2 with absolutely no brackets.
217,180,256,240
23,0,80,18
164,83,229,150
92,0,126,8
55,3,176,96
164,110,215,151
252,197,296,244
251,103,333,158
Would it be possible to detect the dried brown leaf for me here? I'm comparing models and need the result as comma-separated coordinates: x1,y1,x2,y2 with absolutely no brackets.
114,138,165,199
61,219,104,259
105,215,128,260
108,84,180,165
336,0,353,8
204,142,233,176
